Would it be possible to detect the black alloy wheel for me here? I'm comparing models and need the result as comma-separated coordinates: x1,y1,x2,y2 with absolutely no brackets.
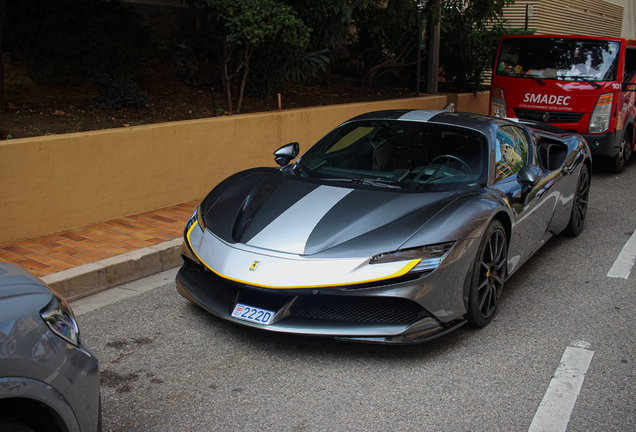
466,220,507,327
563,164,590,237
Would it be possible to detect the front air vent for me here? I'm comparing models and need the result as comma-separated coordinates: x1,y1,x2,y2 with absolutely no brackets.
513,108,584,124
292,296,424,324
179,259,427,326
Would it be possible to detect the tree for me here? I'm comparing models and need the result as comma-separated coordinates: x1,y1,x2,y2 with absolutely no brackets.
243,0,362,96
0,0,6,114
349,0,424,86
438,0,517,92
186,0,310,113
3,0,154,85
281,0,361,78
346,0,524,91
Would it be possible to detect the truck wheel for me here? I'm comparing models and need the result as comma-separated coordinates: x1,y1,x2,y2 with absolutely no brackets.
607,133,629,173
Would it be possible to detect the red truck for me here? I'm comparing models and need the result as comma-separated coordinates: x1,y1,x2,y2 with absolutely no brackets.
490,34,636,173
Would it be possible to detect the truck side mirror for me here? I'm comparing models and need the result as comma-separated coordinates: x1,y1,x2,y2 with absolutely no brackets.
622,81,636,91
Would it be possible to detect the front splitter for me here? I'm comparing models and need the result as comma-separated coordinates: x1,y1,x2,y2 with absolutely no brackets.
176,266,462,345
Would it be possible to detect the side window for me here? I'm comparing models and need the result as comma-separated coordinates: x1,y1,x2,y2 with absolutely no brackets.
495,126,529,181
624,48,636,83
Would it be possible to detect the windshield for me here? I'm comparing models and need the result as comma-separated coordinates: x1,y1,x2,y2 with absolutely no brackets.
293,120,488,191
496,38,620,82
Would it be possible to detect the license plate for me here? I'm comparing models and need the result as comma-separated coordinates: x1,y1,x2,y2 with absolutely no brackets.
231,303,275,325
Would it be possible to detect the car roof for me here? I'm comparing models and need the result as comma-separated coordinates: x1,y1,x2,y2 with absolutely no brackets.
346,109,580,142
347,109,512,137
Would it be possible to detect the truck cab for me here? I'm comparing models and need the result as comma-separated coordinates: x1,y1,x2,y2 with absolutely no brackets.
490,34,636,173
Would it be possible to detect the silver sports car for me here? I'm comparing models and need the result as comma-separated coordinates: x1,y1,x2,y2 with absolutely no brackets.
176,110,591,344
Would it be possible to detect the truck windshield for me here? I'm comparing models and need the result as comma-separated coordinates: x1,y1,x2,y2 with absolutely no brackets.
496,38,620,82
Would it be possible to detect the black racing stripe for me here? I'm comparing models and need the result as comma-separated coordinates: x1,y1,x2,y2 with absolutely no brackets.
304,189,457,256
238,177,320,244
204,170,276,243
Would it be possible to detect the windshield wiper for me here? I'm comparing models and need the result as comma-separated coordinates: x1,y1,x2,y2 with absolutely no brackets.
564,76,601,88
321,177,400,189
509,72,547,85
525,75,546,85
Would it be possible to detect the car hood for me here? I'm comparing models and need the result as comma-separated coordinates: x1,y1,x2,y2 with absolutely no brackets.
0,263,50,297
0,263,53,322
200,171,459,257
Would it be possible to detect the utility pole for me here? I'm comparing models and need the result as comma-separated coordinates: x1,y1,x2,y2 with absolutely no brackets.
426,0,441,95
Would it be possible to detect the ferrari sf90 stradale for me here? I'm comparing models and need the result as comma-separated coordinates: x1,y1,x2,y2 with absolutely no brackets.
176,110,591,344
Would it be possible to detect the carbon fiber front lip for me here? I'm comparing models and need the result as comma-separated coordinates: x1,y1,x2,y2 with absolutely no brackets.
335,319,466,344
175,266,459,344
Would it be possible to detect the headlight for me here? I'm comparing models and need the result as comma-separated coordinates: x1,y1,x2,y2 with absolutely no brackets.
370,242,455,273
589,93,613,133
491,86,507,118
185,209,197,235
196,204,207,230
40,291,80,347
185,205,206,235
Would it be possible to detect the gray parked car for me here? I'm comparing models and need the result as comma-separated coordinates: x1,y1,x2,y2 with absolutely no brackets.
0,262,101,431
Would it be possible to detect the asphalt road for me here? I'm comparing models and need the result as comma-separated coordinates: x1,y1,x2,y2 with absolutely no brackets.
77,160,636,432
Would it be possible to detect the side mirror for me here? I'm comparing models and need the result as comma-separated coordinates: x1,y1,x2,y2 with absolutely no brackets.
517,165,541,190
623,81,636,91
514,165,542,205
274,142,299,166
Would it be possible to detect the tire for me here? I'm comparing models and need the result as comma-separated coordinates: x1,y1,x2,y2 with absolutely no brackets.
607,133,629,173
562,164,590,237
0,415,36,432
466,220,507,327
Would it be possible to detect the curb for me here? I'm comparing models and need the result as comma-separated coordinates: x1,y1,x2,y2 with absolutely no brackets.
42,238,184,302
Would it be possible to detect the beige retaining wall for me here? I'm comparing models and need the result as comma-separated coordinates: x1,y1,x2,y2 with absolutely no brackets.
444,91,491,116
1,95,452,245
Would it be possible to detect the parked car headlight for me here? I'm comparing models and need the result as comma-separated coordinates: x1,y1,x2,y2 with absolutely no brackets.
370,242,455,272
40,291,81,347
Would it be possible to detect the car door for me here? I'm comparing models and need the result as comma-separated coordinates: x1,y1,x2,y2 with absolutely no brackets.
489,125,559,274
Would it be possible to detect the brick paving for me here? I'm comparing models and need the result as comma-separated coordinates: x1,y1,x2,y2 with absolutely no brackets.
0,201,198,277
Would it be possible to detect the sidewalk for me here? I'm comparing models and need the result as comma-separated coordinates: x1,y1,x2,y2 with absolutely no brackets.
0,201,198,301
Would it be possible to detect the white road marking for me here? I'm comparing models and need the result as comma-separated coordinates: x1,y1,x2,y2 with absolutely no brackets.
570,339,591,349
607,231,636,279
528,346,595,432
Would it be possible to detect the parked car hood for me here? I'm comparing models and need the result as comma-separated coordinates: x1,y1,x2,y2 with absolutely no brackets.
0,263,53,322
